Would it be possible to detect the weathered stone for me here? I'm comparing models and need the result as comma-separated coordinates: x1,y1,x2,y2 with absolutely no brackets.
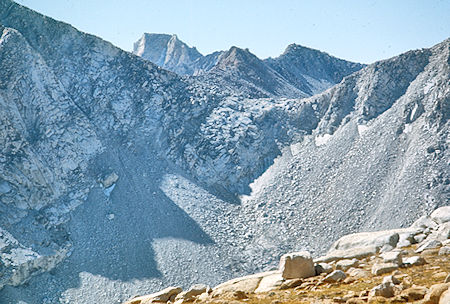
336,259,359,271
369,282,395,298
380,251,402,265
315,246,378,263
279,278,303,290
175,284,209,302
416,240,442,253
279,251,315,279
101,172,119,188
124,286,182,304
403,256,426,266
347,268,370,279
399,286,428,301
445,274,450,283
371,263,399,275
430,206,450,224
323,270,347,283
422,283,450,304
254,272,284,293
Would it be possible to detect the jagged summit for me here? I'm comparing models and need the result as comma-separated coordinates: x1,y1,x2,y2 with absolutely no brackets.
133,33,202,75
214,46,256,68
205,45,309,98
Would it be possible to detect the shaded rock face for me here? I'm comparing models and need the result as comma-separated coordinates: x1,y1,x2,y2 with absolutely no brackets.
265,43,364,95
0,0,449,303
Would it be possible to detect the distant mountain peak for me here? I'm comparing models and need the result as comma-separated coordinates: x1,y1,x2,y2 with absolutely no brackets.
133,32,202,75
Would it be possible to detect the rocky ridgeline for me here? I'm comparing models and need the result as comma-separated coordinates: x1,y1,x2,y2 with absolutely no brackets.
124,206,450,304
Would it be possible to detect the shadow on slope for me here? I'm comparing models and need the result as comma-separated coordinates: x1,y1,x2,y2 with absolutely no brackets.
68,144,214,281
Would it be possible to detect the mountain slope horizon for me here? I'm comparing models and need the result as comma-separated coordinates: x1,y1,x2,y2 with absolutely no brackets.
133,32,364,98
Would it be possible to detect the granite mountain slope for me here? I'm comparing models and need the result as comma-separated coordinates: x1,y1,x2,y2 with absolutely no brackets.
0,1,448,303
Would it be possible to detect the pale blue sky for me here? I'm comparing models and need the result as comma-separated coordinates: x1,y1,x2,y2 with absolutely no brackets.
15,0,450,64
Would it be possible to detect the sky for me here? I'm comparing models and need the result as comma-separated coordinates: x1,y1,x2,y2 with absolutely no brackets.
15,0,450,64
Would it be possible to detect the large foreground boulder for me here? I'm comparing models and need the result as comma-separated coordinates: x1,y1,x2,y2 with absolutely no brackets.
211,271,277,296
279,251,315,279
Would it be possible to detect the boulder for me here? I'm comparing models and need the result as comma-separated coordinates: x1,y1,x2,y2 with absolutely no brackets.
124,286,182,304
101,172,119,188
396,227,425,248
399,286,428,301
328,230,400,252
430,206,450,224
347,268,371,279
323,270,347,283
403,256,426,266
279,251,315,279
422,283,450,304
279,278,303,290
315,245,378,263
254,272,284,293
336,259,359,271
380,251,402,265
211,271,275,297
369,282,395,298
371,263,399,275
